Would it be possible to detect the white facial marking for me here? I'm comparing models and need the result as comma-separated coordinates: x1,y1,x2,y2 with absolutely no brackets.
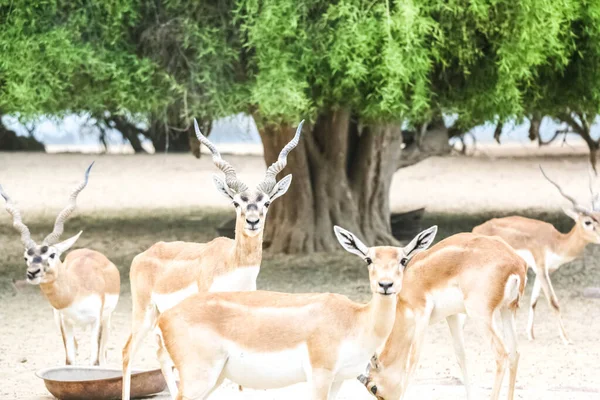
209,266,260,292
152,284,199,314
223,341,309,389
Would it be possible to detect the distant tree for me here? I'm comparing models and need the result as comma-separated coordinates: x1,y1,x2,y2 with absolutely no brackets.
523,2,600,170
0,0,171,150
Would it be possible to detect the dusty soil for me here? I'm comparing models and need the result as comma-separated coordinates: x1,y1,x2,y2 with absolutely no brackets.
1,150,599,399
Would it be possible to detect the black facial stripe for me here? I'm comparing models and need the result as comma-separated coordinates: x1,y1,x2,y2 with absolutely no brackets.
240,195,249,202
256,193,264,202
247,203,258,211
27,249,34,256
41,246,48,254
341,232,365,256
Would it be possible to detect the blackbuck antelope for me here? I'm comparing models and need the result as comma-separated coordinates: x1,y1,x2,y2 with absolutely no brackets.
121,120,303,399
0,164,120,366
473,166,600,344
359,233,527,400
155,225,437,400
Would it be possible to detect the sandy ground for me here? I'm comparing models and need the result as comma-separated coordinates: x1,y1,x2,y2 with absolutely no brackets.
0,148,598,216
1,288,598,399
1,149,600,399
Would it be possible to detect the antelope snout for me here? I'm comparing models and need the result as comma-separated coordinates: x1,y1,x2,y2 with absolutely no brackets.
245,216,261,232
26,267,42,283
377,281,394,295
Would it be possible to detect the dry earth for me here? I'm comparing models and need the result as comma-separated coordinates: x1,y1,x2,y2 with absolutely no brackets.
1,149,599,399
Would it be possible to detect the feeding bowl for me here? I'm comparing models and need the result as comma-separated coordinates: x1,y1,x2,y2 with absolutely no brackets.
36,366,167,400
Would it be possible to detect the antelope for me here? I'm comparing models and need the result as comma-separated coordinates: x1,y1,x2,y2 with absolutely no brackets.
0,163,120,366
358,233,527,400
155,225,437,400
121,120,303,399
473,166,600,344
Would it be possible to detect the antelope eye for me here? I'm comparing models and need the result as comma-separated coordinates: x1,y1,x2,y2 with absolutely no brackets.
365,257,372,265
24,257,27,262
233,201,240,208
585,220,592,226
264,201,271,208
49,254,56,259
400,258,408,267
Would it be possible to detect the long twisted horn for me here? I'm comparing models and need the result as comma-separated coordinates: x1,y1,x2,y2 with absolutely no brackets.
0,185,36,249
257,120,304,194
194,119,248,193
539,165,591,214
43,162,94,245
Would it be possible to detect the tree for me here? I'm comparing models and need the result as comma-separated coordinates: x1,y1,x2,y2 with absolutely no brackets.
499,1,600,169
3,0,594,253
0,0,172,148
237,0,578,252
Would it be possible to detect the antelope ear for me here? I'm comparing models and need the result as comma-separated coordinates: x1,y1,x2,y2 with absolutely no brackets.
333,226,369,257
269,174,292,201
562,206,579,221
212,174,236,200
403,226,437,260
53,231,83,255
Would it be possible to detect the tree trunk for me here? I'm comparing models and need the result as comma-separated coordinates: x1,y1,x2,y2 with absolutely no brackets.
558,112,599,171
111,116,147,154
148,120,192,153
258,109,403,253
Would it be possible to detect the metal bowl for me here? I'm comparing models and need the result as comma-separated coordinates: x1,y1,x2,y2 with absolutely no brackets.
36,366,167,400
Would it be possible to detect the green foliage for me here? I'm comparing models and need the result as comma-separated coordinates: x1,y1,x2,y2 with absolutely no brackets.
2,0,600,134
0,0,170,120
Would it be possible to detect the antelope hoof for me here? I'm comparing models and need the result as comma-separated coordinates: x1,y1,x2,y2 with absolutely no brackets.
561,337,573,345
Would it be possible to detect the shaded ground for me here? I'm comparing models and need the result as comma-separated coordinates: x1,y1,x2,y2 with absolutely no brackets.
0,152,599,399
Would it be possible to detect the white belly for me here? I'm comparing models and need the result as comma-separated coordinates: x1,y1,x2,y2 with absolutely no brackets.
223,342,308,389
545,250,569,273
209,266,260,292
152,284,199,314
429,287,466,324
334,340,376,379
59,296,102,325
515,249,537,273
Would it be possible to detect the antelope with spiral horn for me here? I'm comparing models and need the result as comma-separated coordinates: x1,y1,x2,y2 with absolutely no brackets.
474,165,600,344
0,163,120,365
121,119,304,399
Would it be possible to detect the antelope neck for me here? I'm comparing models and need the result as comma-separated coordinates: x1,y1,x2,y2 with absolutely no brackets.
39,261,75,310
363,291,398,340
557,224,590,259
233,216,263,267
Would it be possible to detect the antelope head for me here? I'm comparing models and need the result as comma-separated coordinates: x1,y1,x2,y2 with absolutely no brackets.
194,119,303,237
0,163,93,284
334,225,438,297
540,165,600,244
